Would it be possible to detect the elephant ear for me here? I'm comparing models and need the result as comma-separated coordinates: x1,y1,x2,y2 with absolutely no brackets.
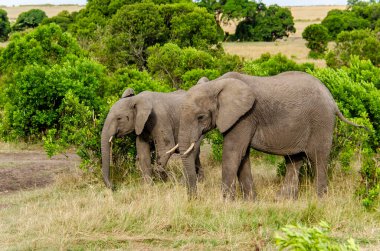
134,99,153,135
215,78,255,134
121,88,135,98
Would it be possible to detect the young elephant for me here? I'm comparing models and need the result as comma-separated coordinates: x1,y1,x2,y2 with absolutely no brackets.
178,72,366,200
101,88,203,189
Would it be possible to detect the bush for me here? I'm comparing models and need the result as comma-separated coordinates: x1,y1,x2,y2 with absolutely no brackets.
275,221,359,250
326,29,380,68
147,43,241,88
13,9,48,31
243,53,314,76
321,9,370,39
1,58,108,140
302,24,329,57
0,9,11,42
0,24,83,74
41,10,75,31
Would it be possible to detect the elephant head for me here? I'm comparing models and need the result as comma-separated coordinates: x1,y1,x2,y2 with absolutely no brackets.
178,78,255,197
101,88,152,189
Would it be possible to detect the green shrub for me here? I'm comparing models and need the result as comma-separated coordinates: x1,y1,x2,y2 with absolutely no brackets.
0,24,83,74
13,9,48,31
326,29,380,68
321,9,370,40
275,221,359,250
302,24,329,56
147,43,241,88
41,10,75,31
0,9,11,42
243,53,314,76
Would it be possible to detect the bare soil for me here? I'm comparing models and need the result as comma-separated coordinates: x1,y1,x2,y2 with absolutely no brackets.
0,149,80,194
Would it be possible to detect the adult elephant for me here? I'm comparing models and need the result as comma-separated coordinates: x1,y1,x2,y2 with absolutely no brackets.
101,88,203,189
178,71,366,200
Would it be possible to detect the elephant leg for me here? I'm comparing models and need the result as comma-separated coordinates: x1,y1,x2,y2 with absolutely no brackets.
155,150,171,182
195,141,204,182
221,116,254,200
277,153,304,200
308,150,330,197
136,135,153,184
237,150,256,200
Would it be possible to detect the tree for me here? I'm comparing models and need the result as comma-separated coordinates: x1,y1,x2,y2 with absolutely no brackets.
326,29,380,68
321,9,370,39
302,24,329,57
104,2,167,70
0,24,83,74
41,10,75,31
234,4,295,41
13,9,47,31
170,7,219,49
0,9,11,42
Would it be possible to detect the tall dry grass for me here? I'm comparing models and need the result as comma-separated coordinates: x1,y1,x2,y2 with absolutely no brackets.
1,157,379,250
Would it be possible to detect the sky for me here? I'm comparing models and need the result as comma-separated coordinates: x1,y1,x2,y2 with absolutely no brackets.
0,0,349,7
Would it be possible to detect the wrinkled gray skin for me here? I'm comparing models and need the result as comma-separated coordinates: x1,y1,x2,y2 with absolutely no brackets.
178,71,366,200
101,88,203,189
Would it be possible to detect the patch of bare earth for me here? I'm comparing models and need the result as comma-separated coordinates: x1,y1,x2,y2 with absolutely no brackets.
0,149,80,194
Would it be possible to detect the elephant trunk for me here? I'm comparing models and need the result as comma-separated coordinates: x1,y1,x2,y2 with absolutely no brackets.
101,119,115,189
179,129,198,199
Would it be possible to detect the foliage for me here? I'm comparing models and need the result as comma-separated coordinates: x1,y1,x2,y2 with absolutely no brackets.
302,24,330,57
98,2,221,70
147,43,241,88
104,2,166,70
321,3,380,40
326,29,380,68
243,53,314,76
0,9,11,42
0,58,108,140
41,10,76,31
170,6,219,49
310,58,380,209
0,24,83,74
13,9,48,31
234,4,295,41
275,221,359,251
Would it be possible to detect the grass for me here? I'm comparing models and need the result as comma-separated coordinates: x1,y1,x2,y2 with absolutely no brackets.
1,157,379,250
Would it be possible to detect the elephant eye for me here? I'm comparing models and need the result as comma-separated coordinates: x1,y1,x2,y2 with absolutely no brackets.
117,117,122,121
197,114,206,121
126,116,129,121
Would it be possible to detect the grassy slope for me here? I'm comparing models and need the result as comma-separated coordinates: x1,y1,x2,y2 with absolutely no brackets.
1,158,379,250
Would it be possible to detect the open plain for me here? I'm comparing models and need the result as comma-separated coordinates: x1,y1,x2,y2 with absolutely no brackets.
0,4,379,250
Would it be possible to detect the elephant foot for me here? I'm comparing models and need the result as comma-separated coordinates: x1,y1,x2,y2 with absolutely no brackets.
196,170,205,182
242,190,257,201
142,176,154,185
276,187,298,201
317,185,328,198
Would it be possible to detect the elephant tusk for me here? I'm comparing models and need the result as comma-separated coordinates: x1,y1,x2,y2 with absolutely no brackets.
109,135,113,143
166,144,179,154
109,141,113,165
183,142,195,155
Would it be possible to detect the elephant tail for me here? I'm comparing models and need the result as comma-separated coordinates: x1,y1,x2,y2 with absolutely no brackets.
335,108,370,132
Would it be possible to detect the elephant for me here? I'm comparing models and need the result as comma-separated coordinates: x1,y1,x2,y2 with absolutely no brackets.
101,88,203,189
178,71,367,200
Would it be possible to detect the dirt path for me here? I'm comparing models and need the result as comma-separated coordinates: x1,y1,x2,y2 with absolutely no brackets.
0,150,80,194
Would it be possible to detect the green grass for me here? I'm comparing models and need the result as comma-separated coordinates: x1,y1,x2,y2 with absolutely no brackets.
0,158,379,250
